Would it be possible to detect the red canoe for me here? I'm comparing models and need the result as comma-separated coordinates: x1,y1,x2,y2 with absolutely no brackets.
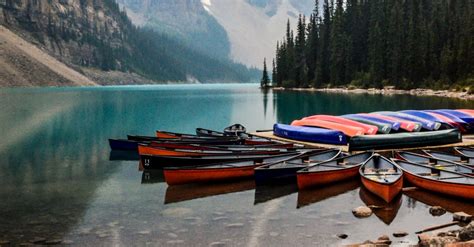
163,153,303,185
359,155,403,202
365,113,421,132
297,151,373,190
292,119,365,137
425,112,467,133
303,115,378,135
393,159,474,200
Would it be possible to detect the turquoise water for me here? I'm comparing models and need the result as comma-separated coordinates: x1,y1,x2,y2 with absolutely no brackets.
0,84,472,246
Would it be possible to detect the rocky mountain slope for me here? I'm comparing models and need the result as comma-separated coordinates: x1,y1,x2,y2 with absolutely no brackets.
0,0,258,87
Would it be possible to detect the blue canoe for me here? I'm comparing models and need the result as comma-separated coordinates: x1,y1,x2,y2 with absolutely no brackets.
349,114,401,131
400,110,449,125
273,124,348,145
375,111,441,131
430,110,474,125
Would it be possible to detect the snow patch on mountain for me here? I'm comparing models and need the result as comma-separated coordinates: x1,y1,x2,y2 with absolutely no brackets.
204,0,312,67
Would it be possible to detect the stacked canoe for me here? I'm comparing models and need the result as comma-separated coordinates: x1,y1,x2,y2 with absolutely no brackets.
274,109,473,150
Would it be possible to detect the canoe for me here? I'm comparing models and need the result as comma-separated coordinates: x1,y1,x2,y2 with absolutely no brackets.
296,151,373,190
141,170,165,184
150,142,300,151
394,151,474,174
163,152,304,185
109,139,146,151
454,147,474,158
359,186,402,225
359,155,403,202
424,110,471,129
375,111,441,130
138,145,288,157
366,113,422,132
291,119,365,137
422,149,474,167
348,129,461,151
348,114,401,131
140,151,301,169
254,149,342,185
434,109,474,125
273,124,347,145
457,109,474,117
128,135,243,145
393,159,474,200
156,130,238,140
424,112,468,133
400,110,447,125
340,115,392,134
195,128,227,137
304,115,378,135
224,124,247,136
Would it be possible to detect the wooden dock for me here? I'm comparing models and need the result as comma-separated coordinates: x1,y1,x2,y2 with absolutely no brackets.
252,131,474,153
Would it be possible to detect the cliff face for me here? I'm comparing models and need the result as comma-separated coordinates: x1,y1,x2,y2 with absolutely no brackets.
0,0,128,69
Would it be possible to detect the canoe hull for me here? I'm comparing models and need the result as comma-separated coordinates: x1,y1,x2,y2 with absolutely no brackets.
140,154,275,168
109,139,140,151
297,166,360,190
273,124,347,145
360,175,403,203
403,171,474,200
164,165,259,185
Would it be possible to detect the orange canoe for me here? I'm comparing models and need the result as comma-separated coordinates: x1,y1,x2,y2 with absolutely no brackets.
291,119,365,137
360,155,403,202
393,159,474,200
297,151,373,190
304,115,378,135
163,153,302,185
138,145,281,157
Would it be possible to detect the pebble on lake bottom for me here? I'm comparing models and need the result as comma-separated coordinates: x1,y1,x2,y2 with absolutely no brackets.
429,206,447,216
167,240,184,244
137,230,151,235
225,223,244,228
44,239,62,245
337,234,348,239
269,232,279,237
161,208,193,218
168,233,178,238
30,237,46,244
393,231,409,237
209,242,226,247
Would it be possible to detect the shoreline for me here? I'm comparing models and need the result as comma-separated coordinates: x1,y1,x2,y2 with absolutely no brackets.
271,87,474,100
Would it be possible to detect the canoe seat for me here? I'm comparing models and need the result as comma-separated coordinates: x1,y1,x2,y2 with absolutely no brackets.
364,168,396,174
437,176,466,180
364,173,402,176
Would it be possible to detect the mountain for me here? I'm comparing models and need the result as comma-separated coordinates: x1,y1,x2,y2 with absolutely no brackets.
116,0,230,60
204,0,317,67
0,0,258,87
117,0,317,67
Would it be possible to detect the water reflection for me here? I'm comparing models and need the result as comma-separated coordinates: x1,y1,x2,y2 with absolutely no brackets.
404,189,474,215
254,184,298,205
359,187,402,225
165,180,256,204
297,179,360,209
141,170,165,184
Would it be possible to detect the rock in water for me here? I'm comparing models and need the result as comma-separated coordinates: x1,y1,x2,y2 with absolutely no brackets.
429,206,446,216
453,212,473,223
337,234,348,239
393,231,409,237
352,206,373,218
459,224,474,242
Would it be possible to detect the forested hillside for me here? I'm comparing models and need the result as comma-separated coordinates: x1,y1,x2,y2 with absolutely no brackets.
271,0,473,90
0,0,258,85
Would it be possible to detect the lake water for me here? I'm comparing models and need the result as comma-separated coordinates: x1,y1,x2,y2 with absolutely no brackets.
0,84,473,246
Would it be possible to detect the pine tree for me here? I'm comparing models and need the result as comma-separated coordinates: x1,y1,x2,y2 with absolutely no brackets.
272,59,277,85
260,58,270,88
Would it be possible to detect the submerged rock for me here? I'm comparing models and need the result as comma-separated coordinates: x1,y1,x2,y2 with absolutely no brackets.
44,239,62,245
209,242,226,247
352,206,373,218
337,234,348,239
393,231,409,237
429,206,447,216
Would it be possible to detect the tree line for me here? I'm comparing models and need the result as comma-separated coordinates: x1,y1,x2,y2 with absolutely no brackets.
267,0,473,90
